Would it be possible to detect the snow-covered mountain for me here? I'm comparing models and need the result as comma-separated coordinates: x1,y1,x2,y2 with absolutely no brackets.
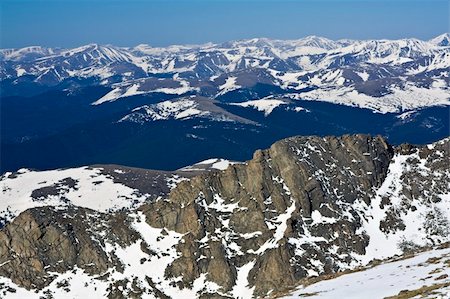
429,33,450,47
0,134,449,298
118,96,253,124
2,34,449,113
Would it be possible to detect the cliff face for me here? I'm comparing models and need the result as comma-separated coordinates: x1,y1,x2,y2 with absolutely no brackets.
143,134,394,296
0,134,449,298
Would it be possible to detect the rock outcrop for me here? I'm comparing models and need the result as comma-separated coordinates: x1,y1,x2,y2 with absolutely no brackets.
0,134,449,298
141,134,394,296
0,206,137,290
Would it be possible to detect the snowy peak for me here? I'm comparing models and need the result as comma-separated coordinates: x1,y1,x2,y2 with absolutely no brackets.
0,46,57,61
295,35,340,49
223,37,274,48
429,33,450,47
2,34,450,113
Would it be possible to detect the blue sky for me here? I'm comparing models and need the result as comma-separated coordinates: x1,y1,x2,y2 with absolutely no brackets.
1,0,448,48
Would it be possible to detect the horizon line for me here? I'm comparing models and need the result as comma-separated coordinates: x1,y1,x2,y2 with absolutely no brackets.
2,32,449,50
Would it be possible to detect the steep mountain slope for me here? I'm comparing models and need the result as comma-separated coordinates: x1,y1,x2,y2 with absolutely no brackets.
283,244,450,299
0,134,448,298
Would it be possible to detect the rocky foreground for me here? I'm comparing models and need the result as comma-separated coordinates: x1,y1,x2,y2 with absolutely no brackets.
0,134,449,298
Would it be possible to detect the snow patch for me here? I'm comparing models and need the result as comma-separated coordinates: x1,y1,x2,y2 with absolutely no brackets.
0,167,147,223
231,99,287,116
232,261,256,299
219,77,241,94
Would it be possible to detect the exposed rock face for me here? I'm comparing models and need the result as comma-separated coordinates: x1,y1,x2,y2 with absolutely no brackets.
0,206,137,290
0,134,449,298
142,134,394,295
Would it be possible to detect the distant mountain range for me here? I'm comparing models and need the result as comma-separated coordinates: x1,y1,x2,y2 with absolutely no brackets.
2,34,449,112
1,34,449,172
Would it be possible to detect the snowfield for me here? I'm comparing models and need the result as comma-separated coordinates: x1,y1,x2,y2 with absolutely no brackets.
218,76,241,95
284,246,450,299
231,99,287,116
294,84,450,114
0,167,147,223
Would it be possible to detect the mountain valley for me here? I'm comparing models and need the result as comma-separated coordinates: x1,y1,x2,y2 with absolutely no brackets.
1,34,449,172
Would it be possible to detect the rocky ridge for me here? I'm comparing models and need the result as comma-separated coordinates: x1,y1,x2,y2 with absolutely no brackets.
0,134,449,298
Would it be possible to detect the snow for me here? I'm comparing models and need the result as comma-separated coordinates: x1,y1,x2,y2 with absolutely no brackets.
113,212,197,298
396,110,416,120
121,83,142,97
218,76,241,94
0,167,147,222
232,261,256,299
15,68,26,77
93,87,126,105
359,150,450,263
152,78,198,95
4,34,449,114
248,200,296,255
212,159,234,170
311,210,338,225
289,106,310,113
165,174,189,190
92,78,197,105
432,79,448,88
179,158,241,172
283,246,450,299
119,99,210,122
0,137,448,298
268,69,309,89
359,153,417,261
429,33,450,46
356,71,369,81
0,267,111,299
231,99,287,116
0,211,222,298
197,158,219,164
295,84,450,113
208,194,240,213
